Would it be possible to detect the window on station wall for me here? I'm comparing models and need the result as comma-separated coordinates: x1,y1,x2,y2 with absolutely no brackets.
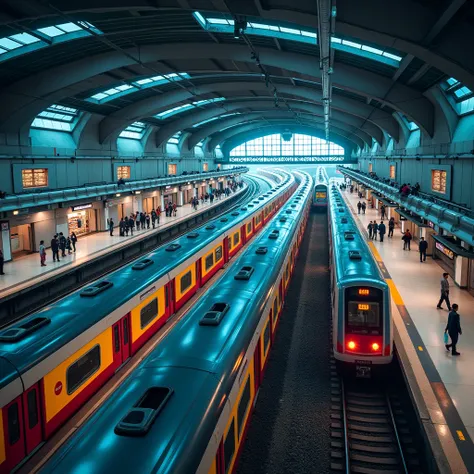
389,165,395,179
117,166,131,180
31,104,81,132
22,168,48,189
442,77,474,115
229,133,345,158
168,164,177,175
431,169,447,194
203,163,209,172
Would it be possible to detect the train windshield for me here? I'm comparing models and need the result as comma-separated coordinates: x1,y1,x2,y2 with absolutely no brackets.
345,287,383,334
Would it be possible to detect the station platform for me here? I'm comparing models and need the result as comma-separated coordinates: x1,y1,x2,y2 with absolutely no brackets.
0,191,238,299
343,187,474,471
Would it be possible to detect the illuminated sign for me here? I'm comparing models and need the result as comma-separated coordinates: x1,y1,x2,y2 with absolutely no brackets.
436,242,454,260
358,289,370,295
316,192,327,199
429,221,435,229
71,203,92,211
358,304,370,311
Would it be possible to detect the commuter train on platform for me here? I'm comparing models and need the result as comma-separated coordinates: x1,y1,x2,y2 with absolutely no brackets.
38,173,313,474
0,172,297,474
328,184,393,377
312,166,329,210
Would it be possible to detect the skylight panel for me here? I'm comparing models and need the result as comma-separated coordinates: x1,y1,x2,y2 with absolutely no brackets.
56,22,82,33
119,121,147,140
280,27,301,35
362,45,383,55
37,26,64,37
446,77,459,86
91,92,108,101
302,31,317,39
343,40,361,49
0,38,22,50
383,52,402,61
136,78,153,85
116,84,133,92
208,18,232,25
10,33,40,45
454,86,472,99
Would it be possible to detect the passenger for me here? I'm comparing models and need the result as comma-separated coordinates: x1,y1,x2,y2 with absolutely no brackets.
51,234,60,262
388,217,395,238
71,232,77,252
357,201,362,214
66,236,72,255
378,221,386,242
146,213,151,229
367,221,373,239
128,215,135,235
119,218,125,237
109,217,115,236
140,212,146,230
156,206,161,223
437,272,451,311
419,237,428,262
361,201,366,214
58,232,67,258
372,221,378,240
381,204,386,220
402,230,412,250
151,209,157,228
172,202,177,216
39,240,47,267
0,249,4,275
445,304,462,356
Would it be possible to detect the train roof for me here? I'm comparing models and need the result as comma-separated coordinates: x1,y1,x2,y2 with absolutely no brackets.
41,173,313,474
0,173,294,386
328,185,386,286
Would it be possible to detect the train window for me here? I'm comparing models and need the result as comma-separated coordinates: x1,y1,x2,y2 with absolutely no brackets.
347,302,380,328
27,389,38,429
205,253,214,271
263,321,271,353
114,325,120,353
273,298,278,321
215,246,223,261
233,233,239,246
224,419,236,474
180,271,192,293
123,318,129,345
286,263,290,280
66,345,101,395
247,223,252,233
165,286,169,308
8,402,20,445
140,298,159,329
237,377,251,438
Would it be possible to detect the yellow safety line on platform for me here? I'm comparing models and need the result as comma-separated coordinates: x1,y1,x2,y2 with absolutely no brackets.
457,430,466,441
368,242,383,262
386,279,404,306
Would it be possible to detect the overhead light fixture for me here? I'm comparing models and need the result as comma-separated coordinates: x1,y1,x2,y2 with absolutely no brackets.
331,6,337,17
234,16,247,39
116,193,121,197
13,210,19,215
135,190,141,195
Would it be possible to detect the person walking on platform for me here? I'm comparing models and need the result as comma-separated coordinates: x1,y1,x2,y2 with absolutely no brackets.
378,221,386,242
172,202,177,217
157,206,161,224
0,249,4,275
372,221,378,241
129,215,135,236
71,232,77,252
51,235,60,262
59,232,67,258
402,230,412,250
367,221,373,239
388,218,395,238
146,213,151,229
361,202,366,214
39,240,46,266
109,217,114,236
437,273,451,311
419,237,428,262
140,212,146,230
151,209,157,229
119,218,125,237
357,201,362,214
445,304,461,355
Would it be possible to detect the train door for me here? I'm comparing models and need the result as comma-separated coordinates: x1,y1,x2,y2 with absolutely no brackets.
2,397,26,471
112,314,131,365
223,236,229,263
167,282,175,316
22,384,42,455
253,344,261,393
196,260,202,289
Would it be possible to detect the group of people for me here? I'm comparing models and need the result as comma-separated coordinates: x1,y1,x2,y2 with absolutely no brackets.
356,201,367,214
367,217,395,242
43,232,78,265
112,207,165,237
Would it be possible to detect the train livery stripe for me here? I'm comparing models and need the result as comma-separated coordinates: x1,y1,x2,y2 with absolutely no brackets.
43,327,114,423
0,410,5,466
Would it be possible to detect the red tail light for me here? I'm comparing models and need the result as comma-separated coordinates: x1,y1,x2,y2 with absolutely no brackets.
347,340,356,350
371,342,380,351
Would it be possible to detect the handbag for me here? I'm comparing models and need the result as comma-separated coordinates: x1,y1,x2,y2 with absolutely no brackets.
443,332,449,344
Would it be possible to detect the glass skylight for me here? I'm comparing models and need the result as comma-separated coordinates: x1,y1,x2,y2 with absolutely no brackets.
31,104,80,132
443,77,474,115
119,122,147,140
0,21,101,63
155,97,225,119
400,113,419,131
168,131,182,144
193,12,402,66
87,73,191,104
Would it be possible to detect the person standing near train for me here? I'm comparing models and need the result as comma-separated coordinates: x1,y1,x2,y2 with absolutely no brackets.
445,303,461,355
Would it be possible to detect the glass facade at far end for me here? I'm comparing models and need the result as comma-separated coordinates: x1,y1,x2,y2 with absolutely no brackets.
229,133,345,157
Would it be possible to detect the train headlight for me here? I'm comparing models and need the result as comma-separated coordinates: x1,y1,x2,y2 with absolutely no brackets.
371,342,380,351
347,341,356,350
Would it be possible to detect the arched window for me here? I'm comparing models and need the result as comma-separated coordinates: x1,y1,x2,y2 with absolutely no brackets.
229,133,345,157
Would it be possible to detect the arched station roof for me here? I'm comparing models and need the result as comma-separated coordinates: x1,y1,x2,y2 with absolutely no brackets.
0,0,471,154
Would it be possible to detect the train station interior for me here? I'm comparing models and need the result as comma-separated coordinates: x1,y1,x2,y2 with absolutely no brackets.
0,1,473,473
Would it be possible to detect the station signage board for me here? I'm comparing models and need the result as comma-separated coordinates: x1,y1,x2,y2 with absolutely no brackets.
436,242,454,260
72,203,93,211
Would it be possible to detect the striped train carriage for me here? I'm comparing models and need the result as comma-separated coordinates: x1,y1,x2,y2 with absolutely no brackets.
40,172,313,474
312,165,329,209
328,184,393,378
0,172,296,474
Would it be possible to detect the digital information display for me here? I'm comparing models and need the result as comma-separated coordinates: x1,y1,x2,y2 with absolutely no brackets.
316,192,327,199
347,301,380,328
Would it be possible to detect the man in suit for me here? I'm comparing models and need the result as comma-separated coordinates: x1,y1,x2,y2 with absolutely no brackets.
445,304,462,356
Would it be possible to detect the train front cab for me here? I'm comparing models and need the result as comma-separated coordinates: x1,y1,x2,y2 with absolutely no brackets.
335,283,392,378
313,184,328,210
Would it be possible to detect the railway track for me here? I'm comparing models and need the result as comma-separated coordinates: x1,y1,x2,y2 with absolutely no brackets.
330,358,425,474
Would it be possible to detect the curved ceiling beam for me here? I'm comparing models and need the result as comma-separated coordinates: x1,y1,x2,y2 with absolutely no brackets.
0,43,432,135
154,99,374,148
187,108,382,148
208,119,365,151
99,81,399,142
